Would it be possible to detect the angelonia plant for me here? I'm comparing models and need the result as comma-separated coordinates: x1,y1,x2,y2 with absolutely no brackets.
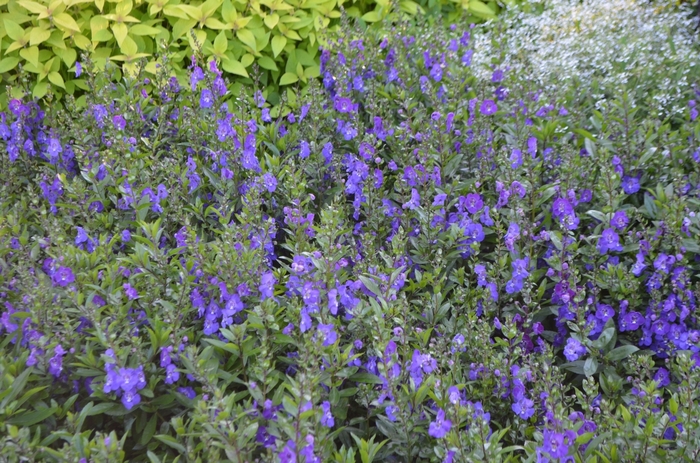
1,6,700,462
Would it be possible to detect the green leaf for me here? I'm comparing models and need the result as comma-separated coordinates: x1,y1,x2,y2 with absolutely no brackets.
221,56,249,77
0,57,20,74
349,373,384,384
129,24,161,36
154,435,186,453
112,22,129,46
7,407,58,426
20,46,40,68
605,345,639,362
140,413,158,445
29,27,52,46
237,28,258,52
279,72,298,85
583,357,598,377
33,81,49,99
257,55,278,71
48,71,65,88
213,30,228,55
468,0,496,18
271,34,287,58
361,10,382,22
4,20,26,42
53,13,81,32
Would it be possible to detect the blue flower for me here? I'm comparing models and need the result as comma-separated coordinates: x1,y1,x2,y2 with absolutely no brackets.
621,175,640,194
563,337,586,361
480,99,498,116
428,409,452,438
320,401,334,427
598,228,623,254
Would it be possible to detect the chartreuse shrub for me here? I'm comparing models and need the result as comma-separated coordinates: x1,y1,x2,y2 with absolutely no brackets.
2,0,700,461
0,0,505,110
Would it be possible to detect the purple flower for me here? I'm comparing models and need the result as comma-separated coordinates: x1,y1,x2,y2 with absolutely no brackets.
563,337,586,361
621,176,640,194
112,115,126,131
200,89,214,109
177,386,196,399
123,283,139,300
52,266,75,287
428,409,452,438
334,97,354,113
318,323,338,346
262,173,277,192
598,228,623,254
464,193,483,214
75,62,82,77
299,141,310,159
320,401,334,427
611,210,629,230
512,397,535,420
279,441,297,463
121,390,141,410
480,99,498,116
402,188,420,210
260,272,276,300
510,149,523,169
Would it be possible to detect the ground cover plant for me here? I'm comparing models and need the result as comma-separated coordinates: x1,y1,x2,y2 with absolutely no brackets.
2,0,700,461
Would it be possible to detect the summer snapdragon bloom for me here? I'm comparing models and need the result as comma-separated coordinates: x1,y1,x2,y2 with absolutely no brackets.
409,349,437,387
621,175,640,194
480,99,498,115
598,228,623,254
611,210,629,230
52,266,75,287
318,323,338,346
320,401,334,427
428,409,452,438
563,337,586,361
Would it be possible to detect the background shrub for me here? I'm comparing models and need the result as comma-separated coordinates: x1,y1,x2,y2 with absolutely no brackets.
0,0,506,110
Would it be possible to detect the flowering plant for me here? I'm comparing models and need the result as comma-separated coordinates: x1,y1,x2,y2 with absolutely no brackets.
1,1,700,461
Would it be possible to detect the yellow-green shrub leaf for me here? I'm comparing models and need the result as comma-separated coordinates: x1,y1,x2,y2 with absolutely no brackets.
130,24,161,35
201,0,223,17
171,19,197,39
20,46,40,68
53,13,80,32
204,17,228,29
361,10,382,22
468,0,495,18
236,29,257,52
29,27,51,46
279,72,298,85
120,35,138,56
213,30,228,55
48,71,65,88
256,55,277,71
54,47,77,66
73,33,91,50
33,80,49,98
4,20,26,42
271,34,286,57
264,13,279,29
177,4,203,21
240,53,254,67
303,64,319,78
221,55,249,77
17,0,47,15
162,4,190,19
112,22,129,46
92,28,113,41
0,57,20,74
